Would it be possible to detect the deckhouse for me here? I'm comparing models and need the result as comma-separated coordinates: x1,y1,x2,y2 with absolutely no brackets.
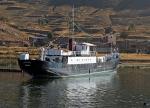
40,42,97,65
44,42,96,57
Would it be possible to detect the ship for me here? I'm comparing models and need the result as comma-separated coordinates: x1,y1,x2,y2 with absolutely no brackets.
18,38,119,78
18,6,119,78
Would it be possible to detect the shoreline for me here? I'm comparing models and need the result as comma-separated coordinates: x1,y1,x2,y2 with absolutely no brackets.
119,53,150,67
0,47,149,71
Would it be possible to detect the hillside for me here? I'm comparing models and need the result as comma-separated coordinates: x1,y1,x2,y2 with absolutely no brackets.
0,0,150,46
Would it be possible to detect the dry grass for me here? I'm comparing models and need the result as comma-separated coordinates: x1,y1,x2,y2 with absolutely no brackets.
0,47,40,59
120,53,150,60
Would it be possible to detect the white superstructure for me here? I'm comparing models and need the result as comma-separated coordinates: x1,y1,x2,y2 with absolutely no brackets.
39,42,98,65
39,41,119,65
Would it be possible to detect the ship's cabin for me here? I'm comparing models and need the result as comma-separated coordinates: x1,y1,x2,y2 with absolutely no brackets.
40,42,97,65
42,42,96,57
72,42,96,56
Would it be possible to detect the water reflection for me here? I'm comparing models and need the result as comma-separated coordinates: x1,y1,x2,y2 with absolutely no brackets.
0,72,28,108
116,67,150,107
0,67,150,108
20,71,117,108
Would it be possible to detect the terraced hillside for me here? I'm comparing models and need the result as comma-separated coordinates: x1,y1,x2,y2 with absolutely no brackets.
0,0,150,46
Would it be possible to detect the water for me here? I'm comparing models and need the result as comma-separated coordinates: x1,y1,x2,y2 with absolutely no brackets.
0,67,150,108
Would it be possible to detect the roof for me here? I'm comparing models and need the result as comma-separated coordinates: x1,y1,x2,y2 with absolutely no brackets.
82,42,96,46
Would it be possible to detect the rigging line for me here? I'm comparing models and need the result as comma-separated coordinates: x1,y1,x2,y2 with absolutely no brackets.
74,22,93,37
72,4,75,36
47,34,69,47
66,13,96,38
74,22,113,40
55,13,112,46
66,10,103,38
73,22,113,45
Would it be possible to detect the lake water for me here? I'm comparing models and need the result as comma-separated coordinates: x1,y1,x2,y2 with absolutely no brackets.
0,67,150,108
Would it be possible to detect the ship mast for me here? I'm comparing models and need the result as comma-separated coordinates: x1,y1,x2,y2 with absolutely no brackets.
72,4,75,36
68,4,75,51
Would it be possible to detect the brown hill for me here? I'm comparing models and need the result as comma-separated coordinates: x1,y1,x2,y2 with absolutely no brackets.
0,21,29,46
0,0,149,46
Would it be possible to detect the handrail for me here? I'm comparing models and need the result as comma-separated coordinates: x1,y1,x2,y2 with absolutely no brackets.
71,51,96,56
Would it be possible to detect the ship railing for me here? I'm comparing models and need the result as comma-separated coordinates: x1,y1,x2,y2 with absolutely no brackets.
71,51,96,56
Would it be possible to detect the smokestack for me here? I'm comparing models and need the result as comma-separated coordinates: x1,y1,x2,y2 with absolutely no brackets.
69,38,73,50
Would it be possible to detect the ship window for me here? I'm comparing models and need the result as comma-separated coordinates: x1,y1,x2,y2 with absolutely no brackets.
90,46,95,51
85,46,87,50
